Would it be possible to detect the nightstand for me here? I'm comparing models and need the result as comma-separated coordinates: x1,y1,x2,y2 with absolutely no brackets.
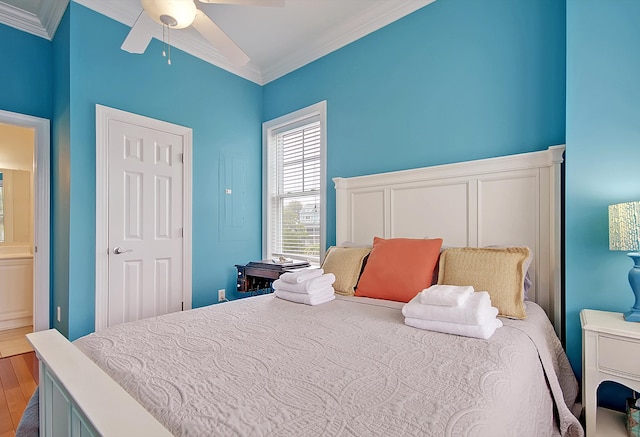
581,309,640,436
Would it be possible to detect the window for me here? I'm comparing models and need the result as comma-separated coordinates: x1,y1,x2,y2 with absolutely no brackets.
263,101,327,264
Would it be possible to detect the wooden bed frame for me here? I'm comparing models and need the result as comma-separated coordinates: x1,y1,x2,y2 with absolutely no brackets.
27,145,565,436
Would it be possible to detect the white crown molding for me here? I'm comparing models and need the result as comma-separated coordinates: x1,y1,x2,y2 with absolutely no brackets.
0,1,49,39
72,0,130,25
38,0,69,39
0,0,68,40
260,0,437,83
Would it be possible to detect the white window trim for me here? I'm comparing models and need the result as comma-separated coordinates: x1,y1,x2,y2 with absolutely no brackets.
262,101,327,265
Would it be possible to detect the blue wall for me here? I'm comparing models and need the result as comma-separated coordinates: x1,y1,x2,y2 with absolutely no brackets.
61,3,263,340
51,8,71,337
0,23,52,119
264,0,566,248
566,0,640,410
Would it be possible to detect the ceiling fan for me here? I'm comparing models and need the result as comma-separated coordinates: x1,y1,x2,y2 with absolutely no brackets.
122,0,285,66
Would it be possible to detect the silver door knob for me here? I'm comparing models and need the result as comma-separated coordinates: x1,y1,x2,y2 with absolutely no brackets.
113,246,133,255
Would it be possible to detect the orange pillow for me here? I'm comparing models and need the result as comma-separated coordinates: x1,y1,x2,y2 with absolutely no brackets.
355,237,443,302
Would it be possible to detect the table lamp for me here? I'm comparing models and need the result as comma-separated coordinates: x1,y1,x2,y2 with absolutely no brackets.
609,201,640,322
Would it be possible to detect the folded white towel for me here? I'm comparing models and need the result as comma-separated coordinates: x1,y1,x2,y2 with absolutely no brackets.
420,284,474,306
279,268,324,284
404,317,503,340
273,273,336,294
275,287,335,305
402,292,497,325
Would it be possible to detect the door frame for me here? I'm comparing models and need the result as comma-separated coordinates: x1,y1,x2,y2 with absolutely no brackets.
0,109,50,332
95,104,192,332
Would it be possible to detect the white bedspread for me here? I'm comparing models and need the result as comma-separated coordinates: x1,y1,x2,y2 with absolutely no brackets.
74,296,583,437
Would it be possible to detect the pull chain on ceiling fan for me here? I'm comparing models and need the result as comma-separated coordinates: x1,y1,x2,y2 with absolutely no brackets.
122,0,285,66
159,11,181,64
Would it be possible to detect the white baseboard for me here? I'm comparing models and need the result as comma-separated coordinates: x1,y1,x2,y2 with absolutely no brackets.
0,316,32,331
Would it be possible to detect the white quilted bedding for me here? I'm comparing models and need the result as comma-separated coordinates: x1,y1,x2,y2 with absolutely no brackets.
74,295,583,437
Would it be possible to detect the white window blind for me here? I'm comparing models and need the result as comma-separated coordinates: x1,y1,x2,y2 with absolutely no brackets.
263,101,326,265
272,121,321,262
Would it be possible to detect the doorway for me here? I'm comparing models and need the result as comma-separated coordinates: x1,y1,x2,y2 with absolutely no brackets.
0,109,50,336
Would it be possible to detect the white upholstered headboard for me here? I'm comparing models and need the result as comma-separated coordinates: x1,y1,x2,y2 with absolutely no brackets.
333,145,565,337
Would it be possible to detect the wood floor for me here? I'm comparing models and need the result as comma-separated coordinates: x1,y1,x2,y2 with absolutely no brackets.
0,327,34,359
0,352,38,437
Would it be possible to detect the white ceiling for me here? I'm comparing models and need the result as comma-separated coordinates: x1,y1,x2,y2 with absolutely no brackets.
0,0,435,84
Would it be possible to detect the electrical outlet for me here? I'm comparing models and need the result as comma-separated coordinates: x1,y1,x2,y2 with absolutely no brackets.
218,289,226,301
57,306,61,322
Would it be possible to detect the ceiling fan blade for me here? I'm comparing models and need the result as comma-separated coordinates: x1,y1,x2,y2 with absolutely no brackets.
197,0,285,7
192,10,250,66
121,10,156,54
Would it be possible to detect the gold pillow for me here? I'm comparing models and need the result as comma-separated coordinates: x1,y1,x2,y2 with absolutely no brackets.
321,246,371,296
437,247,530,319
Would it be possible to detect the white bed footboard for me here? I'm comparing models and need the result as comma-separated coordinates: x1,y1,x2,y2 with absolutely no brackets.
27,329,172,437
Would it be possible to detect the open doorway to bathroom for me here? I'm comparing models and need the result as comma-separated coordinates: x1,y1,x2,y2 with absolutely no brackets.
0,123,35,357
0,110,50,358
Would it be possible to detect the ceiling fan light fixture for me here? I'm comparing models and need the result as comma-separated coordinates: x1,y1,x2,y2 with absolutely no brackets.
140,0,197,29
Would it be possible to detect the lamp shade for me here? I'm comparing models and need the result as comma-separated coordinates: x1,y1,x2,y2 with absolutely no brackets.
141,0,197,29
609,201,640,252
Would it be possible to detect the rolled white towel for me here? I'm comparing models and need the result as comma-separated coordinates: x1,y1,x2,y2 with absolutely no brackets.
273,273,336,293
420,284,474,306
404,317,503,340
279,268,324,284
402,292,497,325
275,287,335,305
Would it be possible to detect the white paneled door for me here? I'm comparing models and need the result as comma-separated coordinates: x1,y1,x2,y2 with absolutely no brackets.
107,120,184,327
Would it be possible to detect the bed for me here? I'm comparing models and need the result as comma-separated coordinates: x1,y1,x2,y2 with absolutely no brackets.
27,145,583,437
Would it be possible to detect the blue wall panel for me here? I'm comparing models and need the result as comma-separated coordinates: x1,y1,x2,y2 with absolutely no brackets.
566,0,640,411
0,23,52,119
51,7,71,337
